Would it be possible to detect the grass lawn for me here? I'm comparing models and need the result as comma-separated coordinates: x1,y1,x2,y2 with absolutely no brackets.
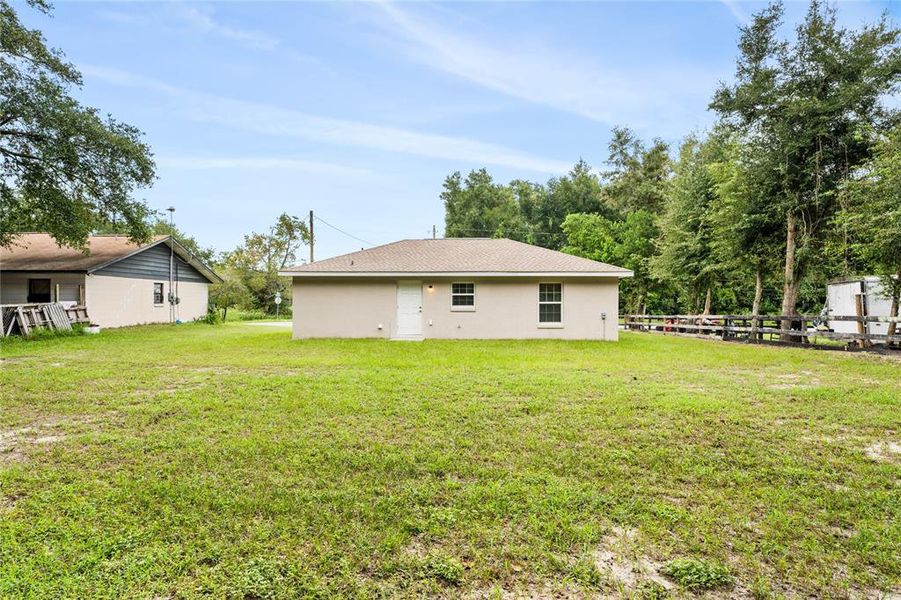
1,324,899,599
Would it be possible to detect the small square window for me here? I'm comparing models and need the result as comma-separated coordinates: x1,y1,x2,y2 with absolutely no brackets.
538,283,562,323
153,283,165,305
451,282,475,307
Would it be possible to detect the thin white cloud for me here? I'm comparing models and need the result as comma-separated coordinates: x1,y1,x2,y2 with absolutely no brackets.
719,0,752,26
82,66,571,175
368,2,722,133
97,5,322,68
157,156,374,176
171,5,280,51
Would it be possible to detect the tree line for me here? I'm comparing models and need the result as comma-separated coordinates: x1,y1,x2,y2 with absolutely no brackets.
443,1,901,323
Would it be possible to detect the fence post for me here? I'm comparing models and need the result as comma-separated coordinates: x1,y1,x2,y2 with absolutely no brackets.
854,294,869,349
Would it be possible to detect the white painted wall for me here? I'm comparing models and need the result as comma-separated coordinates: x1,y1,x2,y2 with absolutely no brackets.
292,280,396,339
85,275,209,328
291,277,621,340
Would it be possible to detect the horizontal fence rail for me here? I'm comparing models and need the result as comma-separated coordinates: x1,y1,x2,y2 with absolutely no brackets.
622,314,901,348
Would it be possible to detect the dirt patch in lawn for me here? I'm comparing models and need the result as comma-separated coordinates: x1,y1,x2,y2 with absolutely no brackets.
0,414,112,464
769,372,821,390
864,440,901,462
1,426,67,463
593,526,673,594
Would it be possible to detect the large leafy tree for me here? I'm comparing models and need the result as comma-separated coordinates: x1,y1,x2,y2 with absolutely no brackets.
561,211,660,314
224,213,310,314
150,219,216,266
707,136,784,317
531,159,608,249
711,1,900,334
0,0,156,249
442,169,522,239
841,127,901,335
651,135,725,314
602,126,671,215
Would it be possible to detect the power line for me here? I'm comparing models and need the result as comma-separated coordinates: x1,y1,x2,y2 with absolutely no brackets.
450,228,566,238
313,214,375,247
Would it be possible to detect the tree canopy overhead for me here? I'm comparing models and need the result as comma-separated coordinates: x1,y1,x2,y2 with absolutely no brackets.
0,0,156,249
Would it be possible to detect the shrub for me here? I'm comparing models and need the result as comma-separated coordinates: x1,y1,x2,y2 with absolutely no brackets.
198,305,221,325
661,558,732,590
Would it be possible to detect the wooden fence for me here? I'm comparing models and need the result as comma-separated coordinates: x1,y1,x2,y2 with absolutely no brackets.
622,314,901,349
1,303,91,337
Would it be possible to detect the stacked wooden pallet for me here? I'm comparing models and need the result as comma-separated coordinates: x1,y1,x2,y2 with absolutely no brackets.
0,303,90,337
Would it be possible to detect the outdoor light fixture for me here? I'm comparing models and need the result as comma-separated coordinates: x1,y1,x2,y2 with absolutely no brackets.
427,284,434,290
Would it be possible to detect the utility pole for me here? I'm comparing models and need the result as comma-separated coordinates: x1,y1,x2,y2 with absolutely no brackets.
309,209,314,263
432,225,436,239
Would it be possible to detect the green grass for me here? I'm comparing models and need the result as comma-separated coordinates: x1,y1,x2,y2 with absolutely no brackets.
660,558,732,590
223,309,291,322
1,324,899,598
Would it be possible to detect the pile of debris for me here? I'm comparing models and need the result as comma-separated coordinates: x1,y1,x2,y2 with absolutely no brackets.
1,303,90,336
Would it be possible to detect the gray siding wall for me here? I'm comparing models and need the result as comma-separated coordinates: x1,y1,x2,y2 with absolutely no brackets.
94,243,208,283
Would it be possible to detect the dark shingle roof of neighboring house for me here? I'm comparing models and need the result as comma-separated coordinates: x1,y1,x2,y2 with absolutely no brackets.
279,238,632,277
0,233,222,283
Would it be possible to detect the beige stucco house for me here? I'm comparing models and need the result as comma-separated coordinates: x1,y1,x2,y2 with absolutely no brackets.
0,233,221,328
279,238,632,340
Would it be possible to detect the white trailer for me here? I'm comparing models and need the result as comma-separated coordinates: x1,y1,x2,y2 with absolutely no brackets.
825,277,894,339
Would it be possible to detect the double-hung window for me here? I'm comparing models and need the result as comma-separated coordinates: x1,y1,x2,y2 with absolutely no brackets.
451,282,475,310
538,283,562,324
153,283,165,305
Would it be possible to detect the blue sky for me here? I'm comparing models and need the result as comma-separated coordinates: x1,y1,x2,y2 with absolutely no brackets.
23,1,900,261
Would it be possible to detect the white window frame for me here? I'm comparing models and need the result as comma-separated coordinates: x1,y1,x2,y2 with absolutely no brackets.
450,282,476,312
538,282,563,327
153,282,165,306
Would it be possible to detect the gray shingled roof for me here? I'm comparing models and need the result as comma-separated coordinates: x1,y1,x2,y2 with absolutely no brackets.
0,233,222,283
280,238,632,276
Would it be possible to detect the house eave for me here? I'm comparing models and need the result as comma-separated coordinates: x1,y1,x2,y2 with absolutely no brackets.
278,270,634,279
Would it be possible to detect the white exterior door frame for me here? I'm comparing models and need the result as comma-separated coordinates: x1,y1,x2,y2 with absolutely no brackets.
395,280,423,339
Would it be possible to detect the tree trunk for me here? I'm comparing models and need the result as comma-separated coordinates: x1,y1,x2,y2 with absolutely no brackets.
223,306,228,321
702,287,712,315
751,268,764,341
780,211,802,342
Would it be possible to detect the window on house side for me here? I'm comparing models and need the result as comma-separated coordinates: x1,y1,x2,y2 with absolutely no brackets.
538,283,562,323
27,278,51,303
153,283,164,305
451,282,475,307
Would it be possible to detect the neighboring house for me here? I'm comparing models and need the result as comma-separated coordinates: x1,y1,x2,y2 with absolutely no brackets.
279,238,632,340
0,233,221,328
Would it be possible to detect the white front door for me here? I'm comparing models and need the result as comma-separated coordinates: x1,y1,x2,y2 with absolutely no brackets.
396,280,422,338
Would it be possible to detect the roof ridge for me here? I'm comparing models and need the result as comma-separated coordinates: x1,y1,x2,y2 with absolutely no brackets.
279,237,631,276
